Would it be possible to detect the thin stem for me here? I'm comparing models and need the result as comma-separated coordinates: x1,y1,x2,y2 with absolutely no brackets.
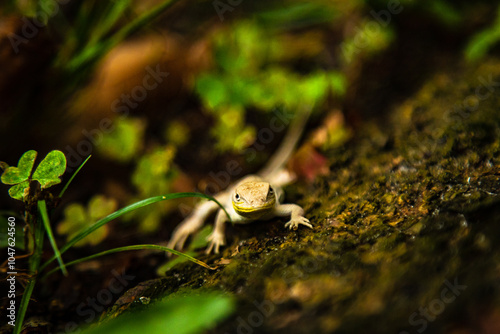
59,155,91,198
43,244,215,278
14,212,44,334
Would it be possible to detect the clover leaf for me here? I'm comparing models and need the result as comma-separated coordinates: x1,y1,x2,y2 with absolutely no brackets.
32,150,67,189
1,150,67,200
1,150,37,200
1,150,37,184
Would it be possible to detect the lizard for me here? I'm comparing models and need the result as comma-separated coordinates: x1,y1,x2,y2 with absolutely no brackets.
167,107,313,254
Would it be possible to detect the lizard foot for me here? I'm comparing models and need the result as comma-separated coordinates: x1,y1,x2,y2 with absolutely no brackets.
167,218,203,255
285,217,313,230
205,232,226,254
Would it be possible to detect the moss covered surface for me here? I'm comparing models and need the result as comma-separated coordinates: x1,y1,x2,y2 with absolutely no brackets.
104,60,500,333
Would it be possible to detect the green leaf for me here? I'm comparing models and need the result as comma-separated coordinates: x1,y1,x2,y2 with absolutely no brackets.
300,72,328,106
89,195,119,221
428,0,462,26
79,293,234,334
32,150,67,189
1,150,37,185
465,27,500,62
57,204,87,235
211,106,255,152
8,181,30,200
165,121,190,147
132,146,176,197
138,210,162,233
57,195,117,247
328,71,346,96
214,22,262,74
1,150,67,200
98,118,145,162
196,74,229,109
129,146,178,232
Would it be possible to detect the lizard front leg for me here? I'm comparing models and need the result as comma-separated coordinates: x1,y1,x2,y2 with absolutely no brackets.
168,200,219,251
205,209,228,254
275,204,313,230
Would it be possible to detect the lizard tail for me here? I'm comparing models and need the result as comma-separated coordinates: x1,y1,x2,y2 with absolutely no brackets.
258,105,312,180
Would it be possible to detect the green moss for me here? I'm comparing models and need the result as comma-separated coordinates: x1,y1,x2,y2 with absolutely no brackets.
100,59,500,334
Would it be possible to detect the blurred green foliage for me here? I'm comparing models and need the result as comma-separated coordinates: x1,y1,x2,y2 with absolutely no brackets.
127,146,179,232
165,120,190,147
132,146,177,197
196,20,346,152
97,118,146,162
80,292,234,334
4,0,181,101
427,0,462,26
465,5,500,62
96,118,181,232
57,195,118,247
340,20,395,65
254,2,339,29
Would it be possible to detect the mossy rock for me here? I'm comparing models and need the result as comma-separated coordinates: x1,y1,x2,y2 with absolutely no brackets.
102,60,500,333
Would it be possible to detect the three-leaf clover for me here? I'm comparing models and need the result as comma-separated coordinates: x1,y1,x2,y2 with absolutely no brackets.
1,150,67,200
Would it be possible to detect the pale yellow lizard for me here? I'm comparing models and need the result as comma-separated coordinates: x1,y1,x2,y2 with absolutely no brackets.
168,108,313,254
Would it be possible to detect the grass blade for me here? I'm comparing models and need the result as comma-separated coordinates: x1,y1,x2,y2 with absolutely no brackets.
66,0,182,72
43,244,215,278
38,200,68,276
85,0,133,48
14,278,36,334
59,155,91,198
40,192,229,270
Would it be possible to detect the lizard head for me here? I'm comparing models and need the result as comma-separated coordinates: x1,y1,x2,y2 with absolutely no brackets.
232,181,276,219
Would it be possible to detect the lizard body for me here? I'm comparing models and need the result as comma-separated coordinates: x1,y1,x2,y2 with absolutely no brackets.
168,108,312,254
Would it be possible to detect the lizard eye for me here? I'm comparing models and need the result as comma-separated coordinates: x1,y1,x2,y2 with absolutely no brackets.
269,187,274,195
235,193,240,201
